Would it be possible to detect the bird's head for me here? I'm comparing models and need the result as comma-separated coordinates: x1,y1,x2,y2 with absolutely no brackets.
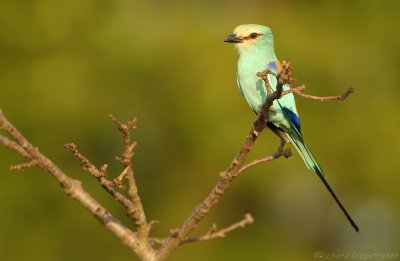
224,24,274,54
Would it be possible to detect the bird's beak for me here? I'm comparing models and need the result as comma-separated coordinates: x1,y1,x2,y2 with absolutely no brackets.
224,34,243,43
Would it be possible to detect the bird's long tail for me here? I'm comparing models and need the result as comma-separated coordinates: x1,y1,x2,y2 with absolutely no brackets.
286,130,359,232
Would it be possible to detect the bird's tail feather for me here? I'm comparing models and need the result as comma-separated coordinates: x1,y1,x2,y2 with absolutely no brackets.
287,131,360,232
286,131,322,174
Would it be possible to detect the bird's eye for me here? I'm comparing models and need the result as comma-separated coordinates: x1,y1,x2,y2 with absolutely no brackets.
249,33,258,39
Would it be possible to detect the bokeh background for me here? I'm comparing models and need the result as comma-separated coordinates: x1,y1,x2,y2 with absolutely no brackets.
1,0,399,260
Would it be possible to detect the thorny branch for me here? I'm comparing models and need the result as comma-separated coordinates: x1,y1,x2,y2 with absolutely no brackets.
0,60,353,261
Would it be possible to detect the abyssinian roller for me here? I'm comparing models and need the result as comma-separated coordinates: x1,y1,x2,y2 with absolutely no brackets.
224,24,358,232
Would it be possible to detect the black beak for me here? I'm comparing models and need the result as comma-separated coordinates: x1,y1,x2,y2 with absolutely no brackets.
224,34,242,43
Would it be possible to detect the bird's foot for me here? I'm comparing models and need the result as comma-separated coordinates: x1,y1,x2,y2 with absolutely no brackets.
274,139,292,158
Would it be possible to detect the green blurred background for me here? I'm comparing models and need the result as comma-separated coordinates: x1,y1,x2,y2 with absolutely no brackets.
1,0,399,260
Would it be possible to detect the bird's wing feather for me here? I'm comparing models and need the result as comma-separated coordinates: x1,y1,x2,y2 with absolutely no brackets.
236,74,245,97
266,61,300,132
266,61,320,172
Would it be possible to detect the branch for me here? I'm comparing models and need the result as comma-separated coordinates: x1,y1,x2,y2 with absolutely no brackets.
156,61,295,260
0,134,30,158
149,214,254,246
109,114,150,241
0,59,355,261
280,85,305,98
292,86,354,101
63,143,144,227
10,160,38,171
237,141,292,175
64,113,151,247
181,213,254,244
0,109,156,261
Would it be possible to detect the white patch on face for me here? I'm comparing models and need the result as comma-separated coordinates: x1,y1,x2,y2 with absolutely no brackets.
234,26,261,39
233,26,262,52
235,41,252,53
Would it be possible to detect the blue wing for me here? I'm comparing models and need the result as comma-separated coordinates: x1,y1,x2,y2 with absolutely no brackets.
282,107,301,133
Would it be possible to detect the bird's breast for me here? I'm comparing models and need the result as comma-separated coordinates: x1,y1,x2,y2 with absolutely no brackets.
237,56,273,113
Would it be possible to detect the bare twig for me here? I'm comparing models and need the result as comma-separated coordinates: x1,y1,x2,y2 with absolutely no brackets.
0,134,30,158
64,143,105,179
292,86,354,101
280,85,306,97
10,160,38,171
0,109,156,261
64,143,146,227
149,214,254,246
114,166,129,189
109,114,149,242
237,145,292,176
182,213,254,244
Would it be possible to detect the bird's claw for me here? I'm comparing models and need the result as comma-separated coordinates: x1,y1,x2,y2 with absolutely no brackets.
273,139,292,158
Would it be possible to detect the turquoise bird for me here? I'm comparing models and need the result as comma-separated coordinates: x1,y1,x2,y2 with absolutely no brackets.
224,24,359,232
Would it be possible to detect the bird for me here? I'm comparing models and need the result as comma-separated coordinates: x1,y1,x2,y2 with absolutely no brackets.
224,24,359,232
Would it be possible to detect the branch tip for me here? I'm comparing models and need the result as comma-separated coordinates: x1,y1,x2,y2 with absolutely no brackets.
148,220,160,231
100,164,108,177
181,213,254,244
109,113,138,134
114,166,129,190
64,143,78,153
243,213,254,225
9,160,38,171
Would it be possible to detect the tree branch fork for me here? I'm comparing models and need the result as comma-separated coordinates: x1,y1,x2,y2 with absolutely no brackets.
0,61,353,261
